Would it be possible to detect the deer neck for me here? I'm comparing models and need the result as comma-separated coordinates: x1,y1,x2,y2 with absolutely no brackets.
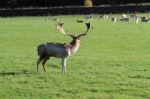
67,39,80,56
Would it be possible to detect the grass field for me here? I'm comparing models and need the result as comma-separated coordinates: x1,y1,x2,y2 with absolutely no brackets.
0,15,150,99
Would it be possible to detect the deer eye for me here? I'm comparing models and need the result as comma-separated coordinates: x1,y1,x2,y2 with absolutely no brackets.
77,37,80,40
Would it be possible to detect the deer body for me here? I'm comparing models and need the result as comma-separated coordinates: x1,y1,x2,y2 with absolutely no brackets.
38,43,68,58
37,20,90,74
38,38,80,58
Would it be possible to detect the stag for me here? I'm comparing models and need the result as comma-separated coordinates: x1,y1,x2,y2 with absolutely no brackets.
37,21,90,74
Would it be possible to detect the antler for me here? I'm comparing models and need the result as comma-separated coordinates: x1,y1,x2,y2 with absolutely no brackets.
78,22,90,37
86,22,90,32
56,20,75,38
56,20,66,35
56,20,90,38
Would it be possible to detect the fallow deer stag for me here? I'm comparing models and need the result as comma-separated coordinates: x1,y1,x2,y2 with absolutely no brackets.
37,20,90,74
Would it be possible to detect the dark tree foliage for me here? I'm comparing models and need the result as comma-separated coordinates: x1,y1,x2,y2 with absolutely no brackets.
93,0,150,5
0,0,149,8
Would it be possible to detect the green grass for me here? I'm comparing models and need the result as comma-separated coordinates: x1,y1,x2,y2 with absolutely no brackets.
0,15,150,99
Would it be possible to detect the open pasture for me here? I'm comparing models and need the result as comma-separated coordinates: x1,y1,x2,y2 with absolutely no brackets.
0,15,150,99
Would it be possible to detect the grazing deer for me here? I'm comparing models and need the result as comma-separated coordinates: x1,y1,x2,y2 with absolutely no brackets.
37,21,90,74
119,17,130,23
141,17,150,23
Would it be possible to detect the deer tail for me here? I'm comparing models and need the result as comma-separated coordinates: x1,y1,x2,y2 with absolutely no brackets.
37,44,45,56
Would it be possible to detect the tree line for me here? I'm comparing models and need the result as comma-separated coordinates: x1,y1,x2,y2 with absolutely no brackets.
0,0,149,8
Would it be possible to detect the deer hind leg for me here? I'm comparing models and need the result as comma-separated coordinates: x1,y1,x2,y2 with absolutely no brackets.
61,58,67,74
37,54,45,73
37,58,42,73
42,56,49,72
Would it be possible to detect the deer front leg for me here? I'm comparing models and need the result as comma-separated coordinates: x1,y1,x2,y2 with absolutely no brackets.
61,58,67,74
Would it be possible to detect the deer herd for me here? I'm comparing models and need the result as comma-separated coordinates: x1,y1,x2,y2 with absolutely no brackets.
89,13,150,24
37,13,149,74
112,14,150,24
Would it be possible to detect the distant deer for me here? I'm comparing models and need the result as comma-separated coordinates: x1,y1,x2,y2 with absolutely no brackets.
122,14,127,18
99,15,108,20
141,17,150,23
119,17,130,23
37,20,90,74
77,19,84,23
112,17,117,23
85,15,93,19
135,16,139,24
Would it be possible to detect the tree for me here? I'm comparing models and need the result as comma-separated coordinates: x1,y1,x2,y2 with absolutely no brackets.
84,0,93,7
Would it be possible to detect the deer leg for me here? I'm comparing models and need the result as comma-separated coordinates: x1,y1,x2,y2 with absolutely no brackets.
64,58,67,73
37,58,42,73
61,58,67,74
42,56,49,72
37,54,45,73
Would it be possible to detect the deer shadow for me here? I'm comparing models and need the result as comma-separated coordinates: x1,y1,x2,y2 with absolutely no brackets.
0,70,36,76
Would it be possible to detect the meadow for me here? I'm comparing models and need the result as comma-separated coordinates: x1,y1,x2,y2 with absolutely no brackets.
0,15,150,99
